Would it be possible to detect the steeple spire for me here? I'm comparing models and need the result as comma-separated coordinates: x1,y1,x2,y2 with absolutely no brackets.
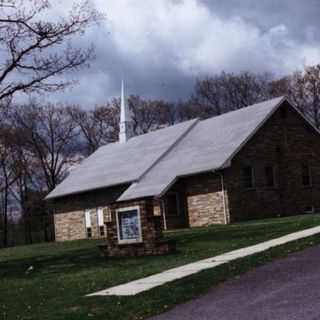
119,80,134,143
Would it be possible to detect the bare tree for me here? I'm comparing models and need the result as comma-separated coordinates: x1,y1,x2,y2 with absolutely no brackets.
10,140,42,244
160,101,180,126
190,75,226,116
269,76,291,98
178,100,203,121
128,96,171,134
271,65,320,128
0,126,18,247
0,0,101,102
286,72,309,114
291,66,320,128
69,103,119,155
12,102,80,192
70,97,179,155
190,71,274,119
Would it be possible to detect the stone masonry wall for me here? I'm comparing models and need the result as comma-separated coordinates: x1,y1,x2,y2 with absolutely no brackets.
54,211,86,241
225,101,320,222
101,199,167,256
52,185,166,249
54,208,112,242
183,172,226,227
52,185,128,241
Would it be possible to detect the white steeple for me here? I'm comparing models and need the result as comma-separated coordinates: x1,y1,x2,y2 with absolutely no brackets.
119,80,134,143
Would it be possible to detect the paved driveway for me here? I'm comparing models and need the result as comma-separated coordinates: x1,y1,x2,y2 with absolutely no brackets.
150,244,320,320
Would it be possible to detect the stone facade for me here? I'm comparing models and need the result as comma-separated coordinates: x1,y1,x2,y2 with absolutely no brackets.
54,208,111,241
159,173,227,229
224,101,320,222
184,173,226,227
53,185,128,241
54,211,86,241
53,193,175,255
99,199,175,256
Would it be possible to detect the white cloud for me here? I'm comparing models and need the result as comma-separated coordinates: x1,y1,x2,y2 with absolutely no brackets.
94,0,320,77
27,0,320,105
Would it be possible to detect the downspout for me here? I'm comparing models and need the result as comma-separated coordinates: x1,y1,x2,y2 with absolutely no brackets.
51,204,57,241
160,199,167,230
220,171,228,225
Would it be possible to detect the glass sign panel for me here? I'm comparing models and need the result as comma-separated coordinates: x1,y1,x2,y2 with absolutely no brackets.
118,209,140,241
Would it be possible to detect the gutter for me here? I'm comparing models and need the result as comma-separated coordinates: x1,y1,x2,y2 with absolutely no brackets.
219,171,229,225
45,180,132,201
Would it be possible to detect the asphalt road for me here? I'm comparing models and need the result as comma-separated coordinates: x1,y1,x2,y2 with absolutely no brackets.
150,244,320,320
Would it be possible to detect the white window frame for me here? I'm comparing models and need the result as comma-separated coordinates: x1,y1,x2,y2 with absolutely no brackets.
97,207,106,237
84,209,93,238
116,206,143,245
84,209,92,228
97,207,104,226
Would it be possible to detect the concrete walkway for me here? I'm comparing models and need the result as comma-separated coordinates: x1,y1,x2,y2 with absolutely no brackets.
87,225,320,297
150,244,320,320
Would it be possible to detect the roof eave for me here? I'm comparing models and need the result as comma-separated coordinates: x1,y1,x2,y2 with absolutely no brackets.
219,96,287,169
45,180,134,201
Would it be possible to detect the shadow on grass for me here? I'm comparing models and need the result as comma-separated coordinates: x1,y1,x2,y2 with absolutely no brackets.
2,215,318,281
0,244,186,282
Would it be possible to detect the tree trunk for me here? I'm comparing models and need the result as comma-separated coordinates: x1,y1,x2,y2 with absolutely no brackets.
23,214,33,245
2,186,9,247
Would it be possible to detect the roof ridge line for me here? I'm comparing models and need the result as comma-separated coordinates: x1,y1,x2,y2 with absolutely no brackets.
220,96,286,169
288,100,320,136
134,118,200,185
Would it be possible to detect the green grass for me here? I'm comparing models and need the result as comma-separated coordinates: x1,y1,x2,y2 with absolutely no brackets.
1,214,320,320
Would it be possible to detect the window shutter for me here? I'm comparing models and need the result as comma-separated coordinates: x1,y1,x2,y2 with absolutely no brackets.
85,209,91,228
97,207,104,226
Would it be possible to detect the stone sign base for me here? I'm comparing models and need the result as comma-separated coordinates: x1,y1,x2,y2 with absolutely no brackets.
98,239,176,257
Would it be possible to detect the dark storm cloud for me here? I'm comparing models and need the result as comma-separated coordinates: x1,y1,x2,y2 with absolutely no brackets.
48,0,320,107
204,0,320,41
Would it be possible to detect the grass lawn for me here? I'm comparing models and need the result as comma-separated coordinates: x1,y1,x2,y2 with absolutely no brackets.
1,214,320,320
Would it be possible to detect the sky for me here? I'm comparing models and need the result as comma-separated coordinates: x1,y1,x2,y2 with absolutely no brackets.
50,0,320,107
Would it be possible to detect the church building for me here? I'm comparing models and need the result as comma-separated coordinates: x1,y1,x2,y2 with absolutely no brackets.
46,85,320,256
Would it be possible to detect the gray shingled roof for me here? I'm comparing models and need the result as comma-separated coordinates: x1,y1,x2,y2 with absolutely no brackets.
46,119,197,199
47,96,286,201
118,96,285,201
